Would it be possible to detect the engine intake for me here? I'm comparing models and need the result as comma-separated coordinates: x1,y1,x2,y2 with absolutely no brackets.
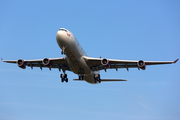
137,60,146,70
42,58,51,67
17,59,26,69
101,58,110,68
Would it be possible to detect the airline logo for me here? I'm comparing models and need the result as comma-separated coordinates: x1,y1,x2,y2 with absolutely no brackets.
67,33,70,37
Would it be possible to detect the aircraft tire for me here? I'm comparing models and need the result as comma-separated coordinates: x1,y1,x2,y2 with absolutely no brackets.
66,78,68,83
61,78,64,83
99,78,101,83
61,51,64,55
64,74,67,78
94,77,97,83
60,74,63,78
98,74,100,78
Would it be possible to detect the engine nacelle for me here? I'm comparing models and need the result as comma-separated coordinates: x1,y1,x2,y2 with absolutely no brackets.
17,59,26,69
42,58,51,67
101,58,110,68
137,60,146,70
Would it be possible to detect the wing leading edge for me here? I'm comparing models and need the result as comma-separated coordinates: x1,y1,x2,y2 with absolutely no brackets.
2,57,71,71
83,56,179,71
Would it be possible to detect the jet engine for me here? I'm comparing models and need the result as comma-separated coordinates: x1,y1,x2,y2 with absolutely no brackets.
101,58,110,68
137,60,146,70
42,58,51,67
17,59,26,69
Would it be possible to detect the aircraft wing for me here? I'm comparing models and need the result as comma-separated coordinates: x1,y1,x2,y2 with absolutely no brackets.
2,57,71,71
83,56,179,71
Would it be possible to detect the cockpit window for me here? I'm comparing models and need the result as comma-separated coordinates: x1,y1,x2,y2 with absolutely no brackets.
59,28,67,32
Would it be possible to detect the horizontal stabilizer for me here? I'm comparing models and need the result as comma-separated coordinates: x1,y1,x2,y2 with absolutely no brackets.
100,79,127,81
73,79,127,82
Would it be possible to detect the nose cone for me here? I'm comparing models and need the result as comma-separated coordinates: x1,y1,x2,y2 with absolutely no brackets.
56,30,67,46
56,31,66,41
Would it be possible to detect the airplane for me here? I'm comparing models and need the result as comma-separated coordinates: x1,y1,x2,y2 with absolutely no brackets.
2,28,179,84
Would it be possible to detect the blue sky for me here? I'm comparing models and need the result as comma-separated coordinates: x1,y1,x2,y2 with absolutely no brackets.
0,0,180,120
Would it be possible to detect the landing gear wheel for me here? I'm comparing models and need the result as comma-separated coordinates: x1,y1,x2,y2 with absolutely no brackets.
94,79,97,83
64,74,67,78
61,51,66,55
78,75,84,80
98,78,101,83
60,74,63,78
65,78,68,83
94,74,101,83
79,76,81,80
61,78,64,82
60,73,68,83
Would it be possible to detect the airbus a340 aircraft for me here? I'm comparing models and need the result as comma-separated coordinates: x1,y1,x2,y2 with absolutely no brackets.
2,28,179,84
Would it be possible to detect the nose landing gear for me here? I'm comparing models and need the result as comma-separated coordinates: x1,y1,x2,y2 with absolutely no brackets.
61,45,66,55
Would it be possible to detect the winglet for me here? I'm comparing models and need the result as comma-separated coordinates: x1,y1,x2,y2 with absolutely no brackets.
174,58,179,63
1,57,3,61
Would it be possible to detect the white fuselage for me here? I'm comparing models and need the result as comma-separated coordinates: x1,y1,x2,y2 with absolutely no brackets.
56,28,95,83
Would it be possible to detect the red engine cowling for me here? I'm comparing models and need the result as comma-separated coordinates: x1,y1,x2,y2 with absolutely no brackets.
137,60,146,70
101,58,110,68
17,59,26,69
42,58,51,67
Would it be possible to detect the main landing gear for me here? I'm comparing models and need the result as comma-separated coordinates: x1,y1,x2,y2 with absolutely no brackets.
60,68,68,83
78,75,84,80
60,74,68,83
94,74,101,83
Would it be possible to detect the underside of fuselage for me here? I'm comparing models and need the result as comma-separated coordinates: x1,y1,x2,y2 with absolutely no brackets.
56,28,96,84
